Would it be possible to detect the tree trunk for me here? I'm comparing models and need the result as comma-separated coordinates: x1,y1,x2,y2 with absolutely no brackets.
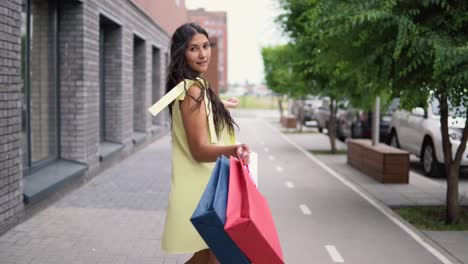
438,92,460,223
328,98,337,154
278,95,284,118
447,164,460,224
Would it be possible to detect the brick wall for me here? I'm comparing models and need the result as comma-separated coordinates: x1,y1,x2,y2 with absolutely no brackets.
0,0,172,230
133,36,146,132
60,0,170,171
59,0,87,163
0,0,24,233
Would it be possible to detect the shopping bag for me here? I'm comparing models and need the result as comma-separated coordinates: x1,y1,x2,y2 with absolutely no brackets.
190,156,250,264
225,156,285,264
248,151,258,187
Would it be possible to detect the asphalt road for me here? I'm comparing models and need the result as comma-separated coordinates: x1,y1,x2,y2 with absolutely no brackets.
234,114,453,264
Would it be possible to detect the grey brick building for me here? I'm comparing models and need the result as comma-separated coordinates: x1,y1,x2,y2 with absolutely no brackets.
0,0,181,232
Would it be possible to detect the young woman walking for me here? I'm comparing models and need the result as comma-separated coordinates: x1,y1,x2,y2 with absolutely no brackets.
161,22,250,264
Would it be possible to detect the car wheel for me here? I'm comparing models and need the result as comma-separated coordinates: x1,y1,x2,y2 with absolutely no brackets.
389,130,400,148
421,140,442,177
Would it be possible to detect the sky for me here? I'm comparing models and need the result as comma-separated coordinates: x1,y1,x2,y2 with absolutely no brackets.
185,0,289,85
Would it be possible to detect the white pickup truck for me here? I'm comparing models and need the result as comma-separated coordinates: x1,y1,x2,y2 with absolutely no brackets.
388,99,467,176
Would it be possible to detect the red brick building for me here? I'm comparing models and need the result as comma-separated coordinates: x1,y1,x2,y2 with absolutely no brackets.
188,8,228,94
131,0,189,35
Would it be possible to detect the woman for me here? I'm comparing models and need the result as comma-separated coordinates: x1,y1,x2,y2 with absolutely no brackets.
161,22,250,264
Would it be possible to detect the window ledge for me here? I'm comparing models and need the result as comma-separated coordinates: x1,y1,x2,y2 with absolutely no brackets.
151,125,169,137
132,132,146,145
23,159,88,204
99,142,124,162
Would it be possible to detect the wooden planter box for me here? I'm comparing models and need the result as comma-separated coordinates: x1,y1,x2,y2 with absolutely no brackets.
347,139,409,184
280,115,297,128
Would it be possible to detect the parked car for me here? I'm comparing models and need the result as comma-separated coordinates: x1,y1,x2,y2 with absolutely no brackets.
388,98,468,176
313,99,346,133
335,106,358,140
291,96,323,125
337,98,400,142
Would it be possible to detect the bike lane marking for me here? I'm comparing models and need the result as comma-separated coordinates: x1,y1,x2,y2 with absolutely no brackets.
299,204,312,215
264,121,454,264
325,245,345,263
285,181,295,189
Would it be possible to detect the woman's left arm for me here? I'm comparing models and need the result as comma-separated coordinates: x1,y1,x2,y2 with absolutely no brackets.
179,86,249,163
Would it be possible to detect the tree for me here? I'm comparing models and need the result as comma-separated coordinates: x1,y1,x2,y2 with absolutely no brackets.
276,0,374,153
282,0,468,223
261,44,308,120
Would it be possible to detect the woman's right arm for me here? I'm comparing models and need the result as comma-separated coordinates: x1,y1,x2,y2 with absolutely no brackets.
179,85,250,163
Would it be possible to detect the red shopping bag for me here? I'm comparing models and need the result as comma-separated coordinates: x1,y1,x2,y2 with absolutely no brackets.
225,156,284,264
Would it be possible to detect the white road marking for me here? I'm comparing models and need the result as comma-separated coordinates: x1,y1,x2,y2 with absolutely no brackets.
264,147,270,152
276,166,283,172
325,245,344,263
285,181,295,188
268,155,275,161
260,141,265,145
299,204,311,215
264,121,454,264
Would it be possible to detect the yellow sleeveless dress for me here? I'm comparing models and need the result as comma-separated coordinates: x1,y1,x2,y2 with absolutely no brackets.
161,79,235,253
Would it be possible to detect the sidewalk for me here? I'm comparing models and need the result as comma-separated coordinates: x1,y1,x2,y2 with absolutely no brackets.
281,124,468,264
0,135,192,264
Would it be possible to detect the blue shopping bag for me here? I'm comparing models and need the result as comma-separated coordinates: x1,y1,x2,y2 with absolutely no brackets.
190,156,250,264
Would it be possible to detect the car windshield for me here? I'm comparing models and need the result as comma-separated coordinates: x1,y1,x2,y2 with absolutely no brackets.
430,98,466,117
385,98,400,115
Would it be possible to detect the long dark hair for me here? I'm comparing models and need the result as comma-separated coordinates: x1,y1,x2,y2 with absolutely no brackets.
166,22,237,137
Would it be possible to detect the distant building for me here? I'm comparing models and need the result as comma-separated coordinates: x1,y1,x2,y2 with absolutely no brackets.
188,8,228,94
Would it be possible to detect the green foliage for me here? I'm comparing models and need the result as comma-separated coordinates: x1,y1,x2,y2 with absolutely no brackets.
261,44,308,98
309,149,348,155
220,95,280,109
298,0,468,113
395,206,468,230
276,0,389,109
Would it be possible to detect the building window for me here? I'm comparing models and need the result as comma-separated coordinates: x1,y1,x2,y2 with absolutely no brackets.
21,0,60,173
99,15,122,143
152,47,163,126
133,35,146,132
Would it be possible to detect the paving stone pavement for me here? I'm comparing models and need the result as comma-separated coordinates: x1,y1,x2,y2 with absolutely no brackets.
0,134,193,264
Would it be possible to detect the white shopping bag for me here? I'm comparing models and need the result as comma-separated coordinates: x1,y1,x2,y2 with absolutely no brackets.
249,152,258,187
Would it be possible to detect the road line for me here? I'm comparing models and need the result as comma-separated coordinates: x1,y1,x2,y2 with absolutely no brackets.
268,155,275,161
276,166,283,172
325,245,345,263
264,147,270,152
264,121,454,264
285,181,295,189
299,204,311,215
